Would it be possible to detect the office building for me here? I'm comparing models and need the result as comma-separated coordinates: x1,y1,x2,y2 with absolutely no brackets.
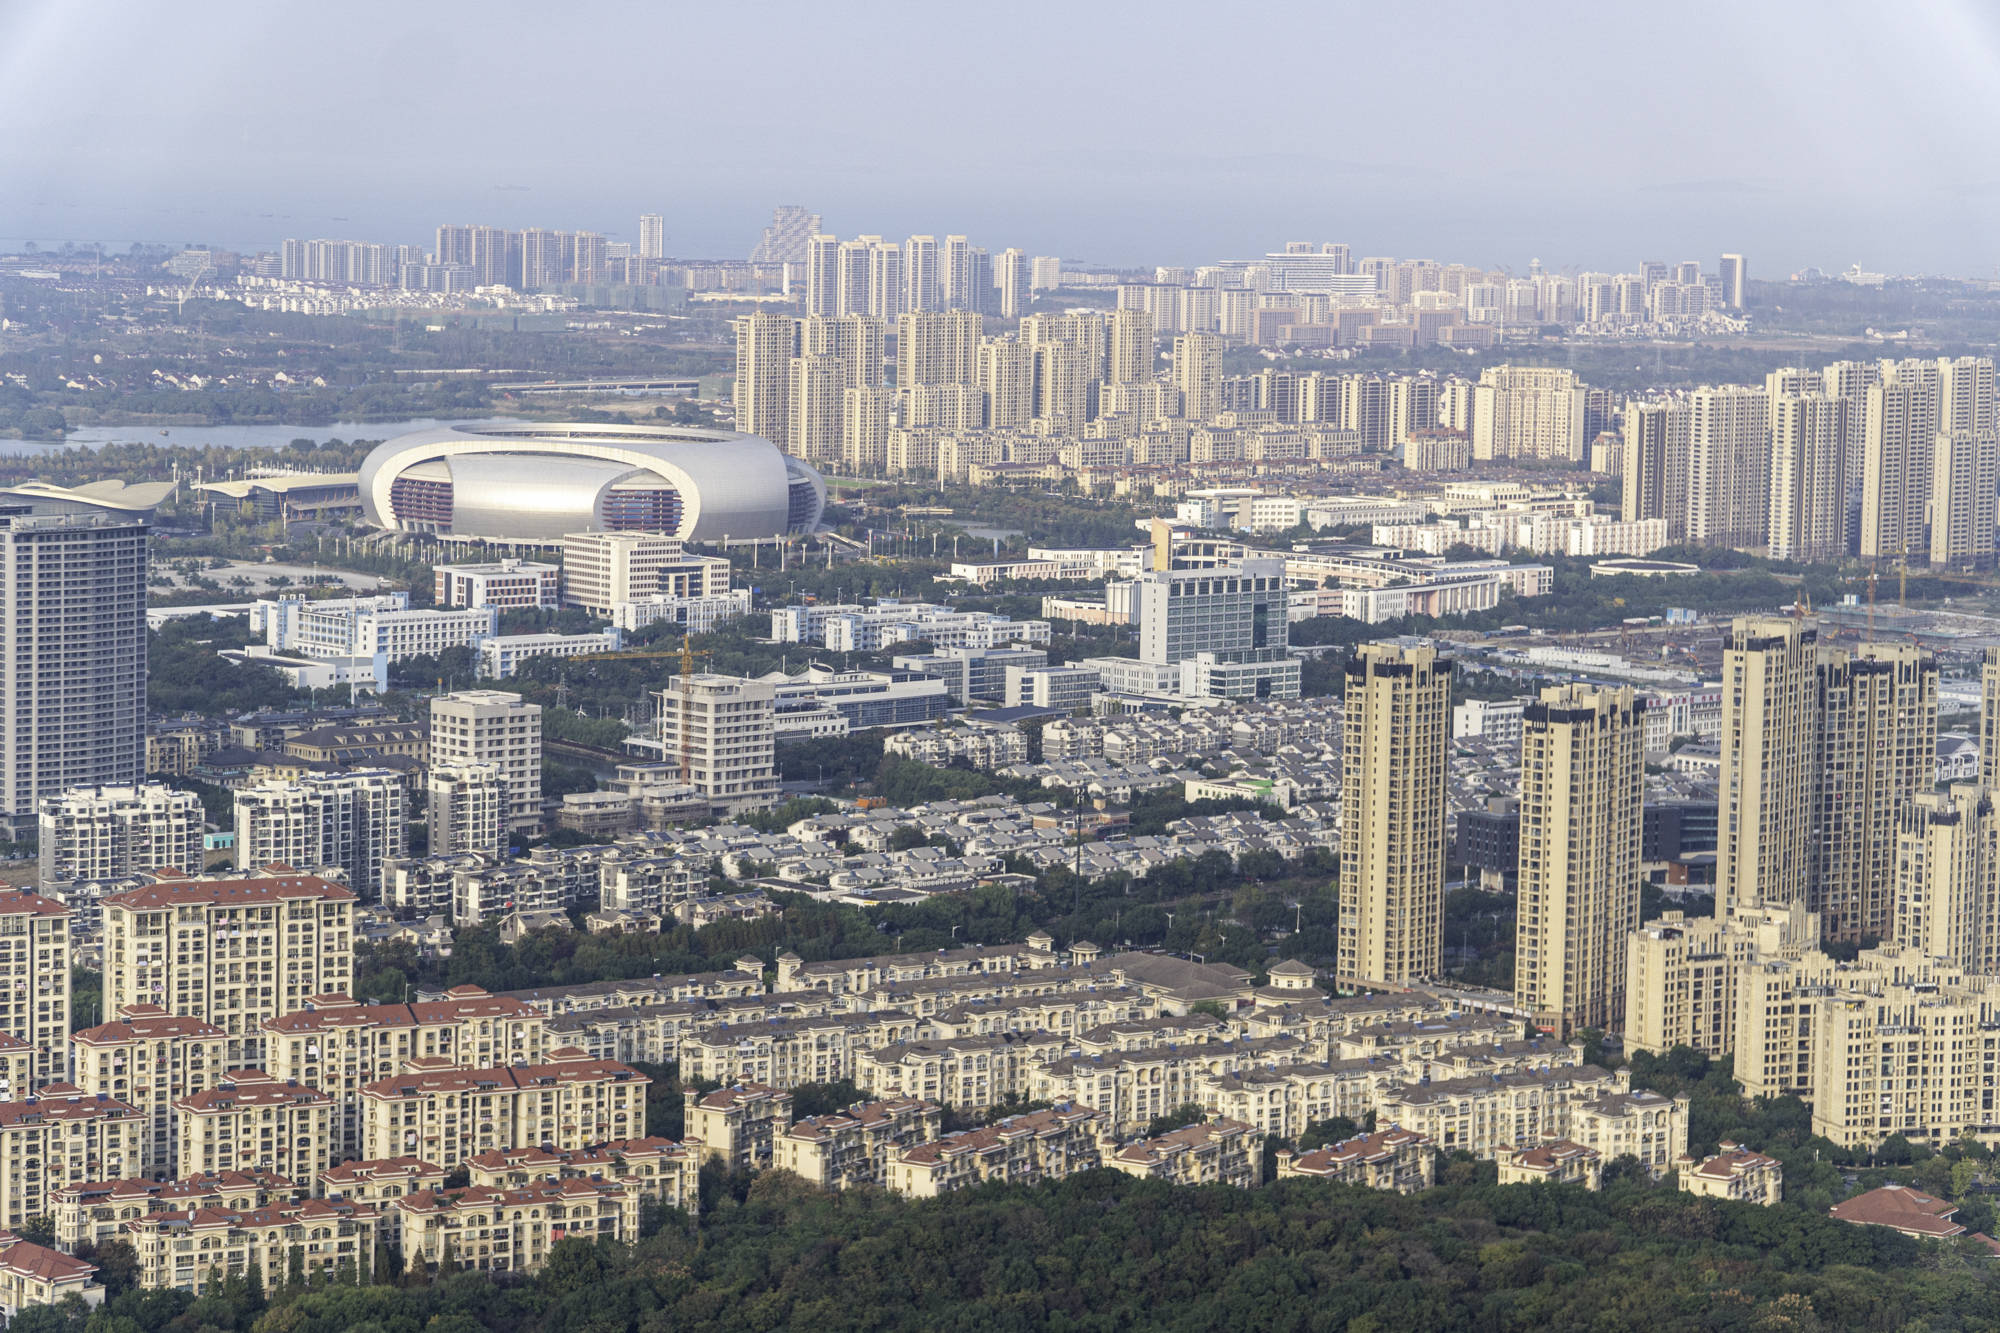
38,784,203,891
102,873,356,1065
1130,555,1296,701
233,770,404,900
1717,617,1817,916
251,593,496,664
428,762,506,860
1338,642,1452,985
0,511,147,840
1811,643,1937,941
656,674,778,813
1514,685,1644,1036
0,889,72,1086
71,1005,228,1176
560,531,732,615
432,560,561,610
431,691,543,837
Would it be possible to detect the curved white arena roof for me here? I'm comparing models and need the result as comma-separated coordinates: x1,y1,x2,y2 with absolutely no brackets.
357,423,825,543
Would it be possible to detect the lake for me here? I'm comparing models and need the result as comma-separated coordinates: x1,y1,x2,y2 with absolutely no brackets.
3,417,496,457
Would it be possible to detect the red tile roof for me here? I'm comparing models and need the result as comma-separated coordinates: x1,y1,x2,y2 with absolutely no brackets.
104,874,356,911
1831,1185,1964,1237
0,1092,141,1127
359,1058,646,1101
262,988,539,1033
0,890,73,920
0,1235,96,1284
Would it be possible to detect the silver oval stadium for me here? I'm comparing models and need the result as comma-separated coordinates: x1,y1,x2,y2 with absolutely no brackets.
357,422,827,543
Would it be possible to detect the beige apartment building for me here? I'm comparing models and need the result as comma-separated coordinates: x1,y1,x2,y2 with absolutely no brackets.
1497,1140,1602,1189
852,1035,1053,1111
71,1004,229,1176
1811,643,1936,941
0,888,73,1087
263,987,548,1162
1717,617,1817,916
0,1037,32,1109
1513,684,1644,1036
1891,786,1996,971
1338,642,1452,985
174,1071,334,1181
1805,948,2000,1150
685,1083,791,1170
887,1104,1105,1198
1568,1090,1689,1179
775,1097,941,1189
0,1233,100,1319
1677,1142,1782,1206
1372,1065,1627,1161
429,691,543,837
1624,903,1819,1058
465,1137,700,1216
1277,1127,1436,1194
1105,1118,1258,1188
51,1170,296,1252
398,1179,638,1276
0,1088,144,1229
1983,646,2000,783
101,873,357,1065
316,1157,445,1248
360,1050,649,1168
127,1198,378,1292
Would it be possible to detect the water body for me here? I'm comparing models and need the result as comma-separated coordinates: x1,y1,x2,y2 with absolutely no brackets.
2,417,485,457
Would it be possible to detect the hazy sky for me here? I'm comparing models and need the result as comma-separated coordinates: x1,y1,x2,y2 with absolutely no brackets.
6,0,2000,277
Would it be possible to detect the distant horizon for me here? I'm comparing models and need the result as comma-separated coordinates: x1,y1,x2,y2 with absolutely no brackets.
0,210,1942,286
7,0,2000,282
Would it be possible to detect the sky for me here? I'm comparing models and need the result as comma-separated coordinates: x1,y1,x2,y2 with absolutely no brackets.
4,0,2000,278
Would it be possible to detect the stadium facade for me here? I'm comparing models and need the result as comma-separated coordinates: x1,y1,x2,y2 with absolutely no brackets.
357,423,826,543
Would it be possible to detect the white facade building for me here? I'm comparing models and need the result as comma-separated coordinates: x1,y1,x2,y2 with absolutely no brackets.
233,771,405,900
431,692,544,836
38,785,204,890
427,763,506,860
250,593,498,664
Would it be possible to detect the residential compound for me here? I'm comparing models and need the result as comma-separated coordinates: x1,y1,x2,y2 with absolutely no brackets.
1619,616,2000,1153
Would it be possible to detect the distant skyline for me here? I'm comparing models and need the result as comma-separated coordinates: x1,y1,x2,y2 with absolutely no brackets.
6,0,2000,277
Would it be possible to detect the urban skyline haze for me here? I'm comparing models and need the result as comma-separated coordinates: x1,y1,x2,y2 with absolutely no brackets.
5,0,2000,275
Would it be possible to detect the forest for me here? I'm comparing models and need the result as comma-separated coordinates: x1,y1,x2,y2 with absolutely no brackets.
14,1164,2000,1333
